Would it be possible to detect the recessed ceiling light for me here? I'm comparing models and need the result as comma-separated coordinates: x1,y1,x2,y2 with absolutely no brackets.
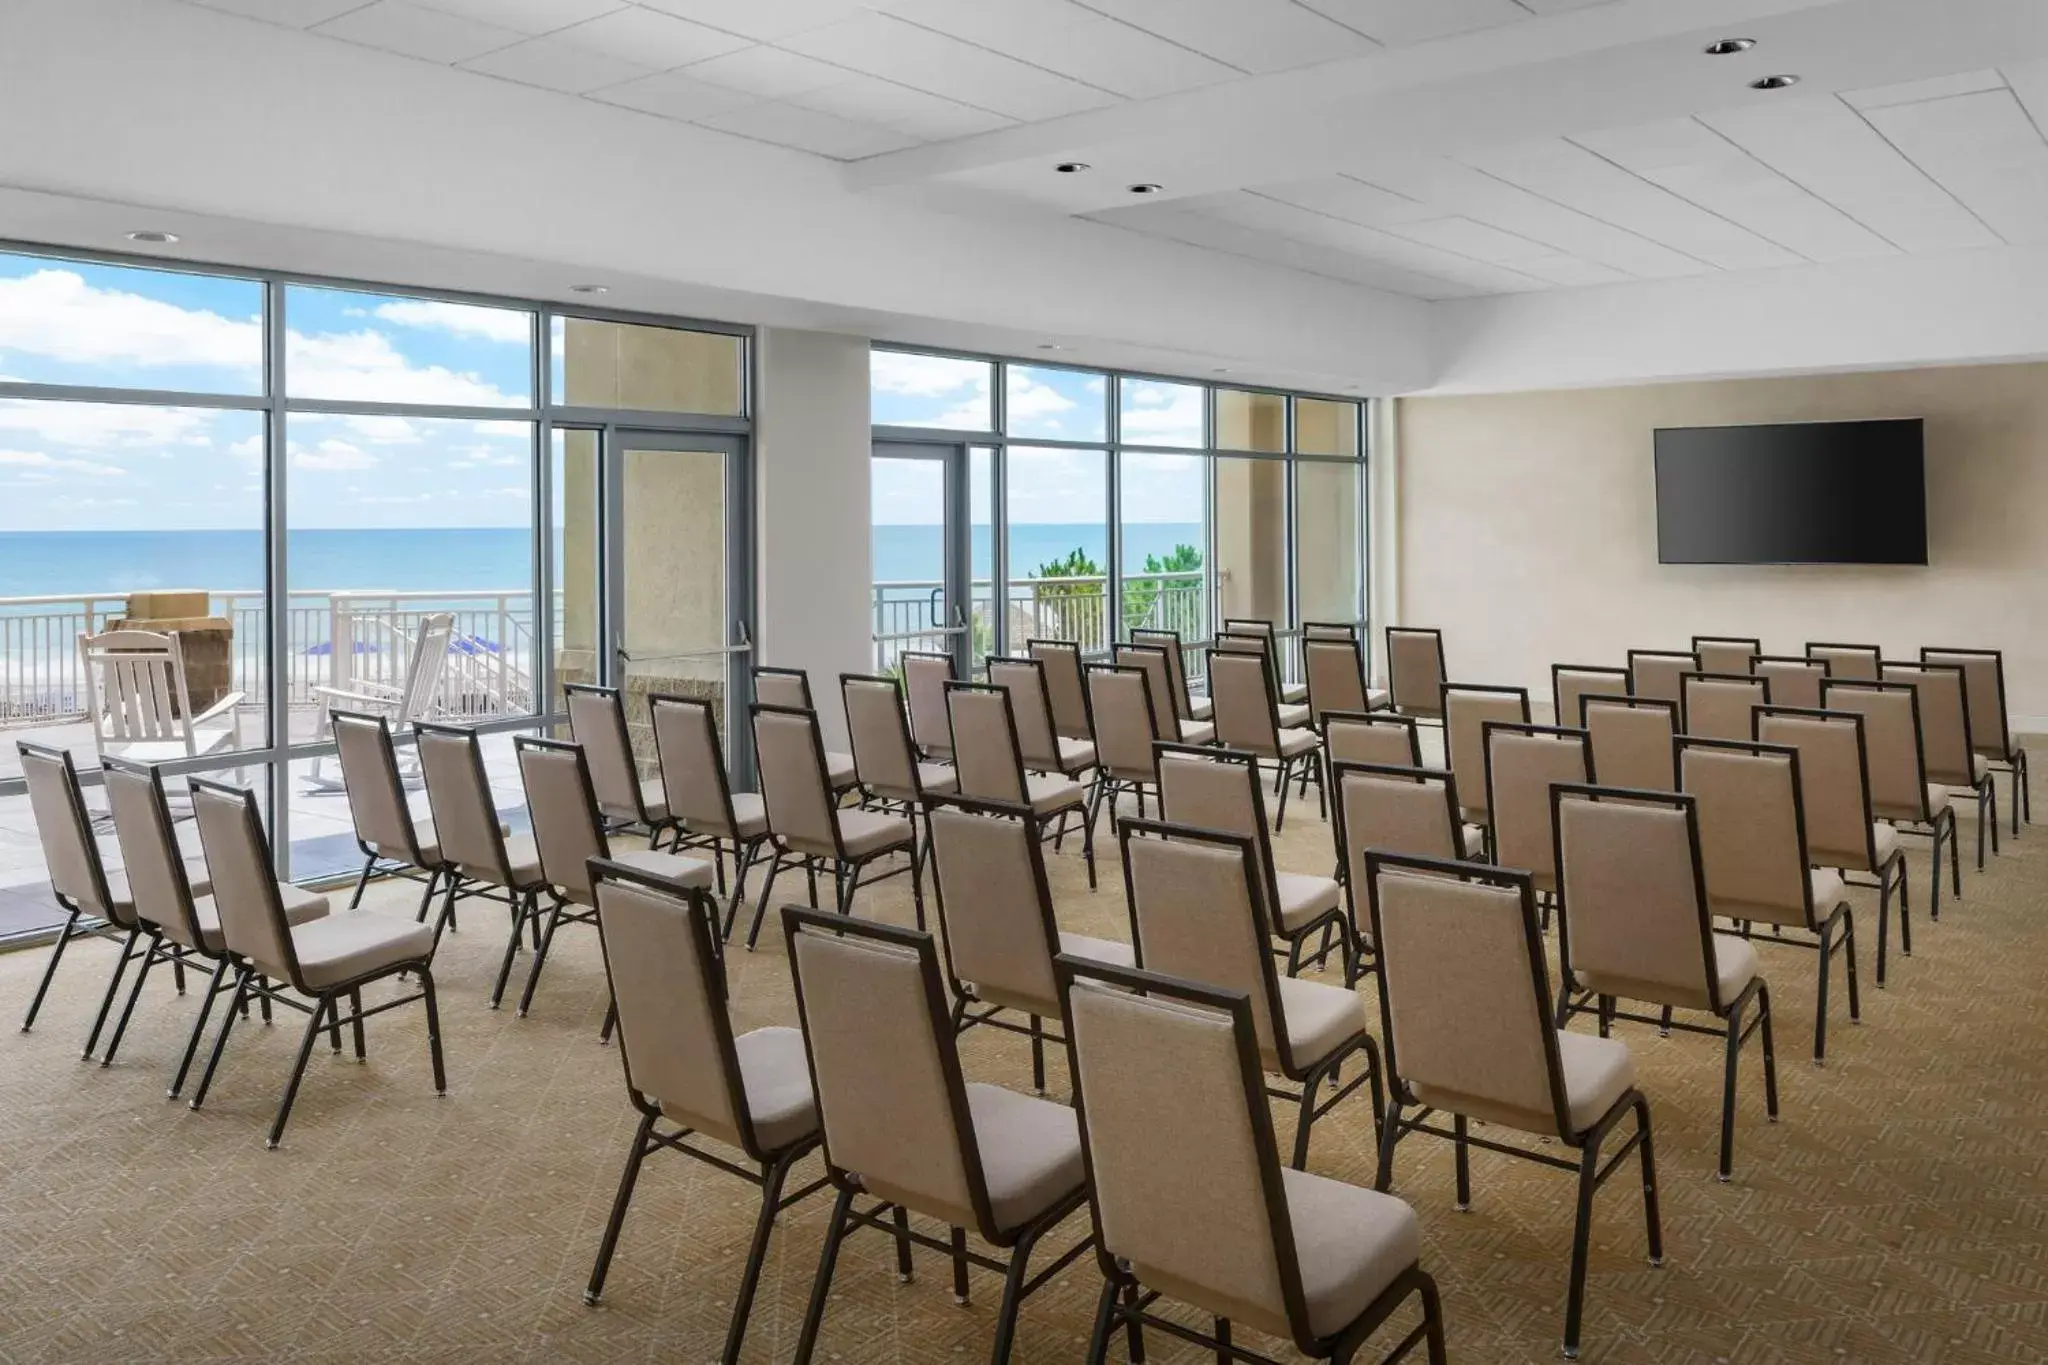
569,283,608,294
126,230,179,244
1055,162,1090,174
1704,37,1755,56
1037,343,1066,351
1749,74,1799,90
1128,183,1163,195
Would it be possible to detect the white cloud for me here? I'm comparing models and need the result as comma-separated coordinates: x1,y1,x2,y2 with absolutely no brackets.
0,398,217,450
284,329,517,408
0,268,260,373
291,438,378,472
1006,375,1076,428
871,351,988,397
372,299,531,345
228,434,263,460
1119,382,1205,444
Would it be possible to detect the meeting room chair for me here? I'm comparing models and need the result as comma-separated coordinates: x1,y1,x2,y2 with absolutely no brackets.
899,650,959,763
1056,956,1448,1365
564,683,672,843
1692,635,1761,675
1112,643,1215,744
986,655,1099,788
1481,720,1590,913
781,908,1093,1365
1441,682,1530,845
1581,694,1678,791
1680,671,1771,742
1754,655,1829,711
1806,642,1880,682
1384,627,1447,721
1210,649,1325,828
1082,662,1171,829
1128,626,1210,722
1922,646,2028,836
330,710,445,922
1223,617,1307,705
1626,649,1697,707
945,680,1097,888
1304,635,1387,733
753,666,862,796
840,672,957,861
1823,678,1960,918
1363,851,1661,1361
1026,638,1096,742
1551,664,1629,731
650,693,770,934
1324,710,1424,769
1884,660,1997,867
1332,760,1483,979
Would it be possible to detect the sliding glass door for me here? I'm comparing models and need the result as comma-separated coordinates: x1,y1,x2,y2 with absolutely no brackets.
871,440,975,675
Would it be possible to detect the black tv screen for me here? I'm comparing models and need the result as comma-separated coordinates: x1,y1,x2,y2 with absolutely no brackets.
1653,419,1927,565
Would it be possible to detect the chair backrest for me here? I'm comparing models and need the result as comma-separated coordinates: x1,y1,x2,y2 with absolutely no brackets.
102,758,209,952
1384,627,1446,717
1209,651,1286,758
1128,628,1196,721
1364,854,1573,1140
1806,642,1880,682
515,736,610,905
1222,619,1287,694
331,710,424,866
1113,643,1181,733
1324,711,1421,768
1552,785,1725,1014
1302,621,1358,642
840,673,923,803
1882,662,1974,789
1627,649,1698,706
752,666,813,712
78,629,197,751
1058,959,1308,1344
650,694,738,837
1755,655,1829,711
1922,647,2012,761
1441,684,1530,823
1681,671,1771,742
1821,679,1930,823
565,683,647,826
752,704,842,859
1333,763,1465,900
1303,638,1368,729
592,858,763,1155
1583,694,1678,791
1157,747,1280,930
1756,706,1879,872
946,682,1032,805
188,778,300,987
985,656,1064,772
926,796,1064,1019
1086,664,1165,783
1676,737,1814,930
1692,636,1760,676
414,721,516,884
17,741,117,921
1551,665,1630,730
1119,820,1290,1072
397,612,457,721
1482,722,1589,892
784,909,993,1236
1027,638,1094,741
900,651,957,759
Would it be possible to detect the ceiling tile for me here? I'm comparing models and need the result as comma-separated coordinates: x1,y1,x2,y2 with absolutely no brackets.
1702,96,2002,255
458,32,652,90
587,68,762,120
869,0,1238,100
312,1,526,62
780,13,1117,122
1514,0,1620,11
1193,191,1551,292
184,0,377,26
634,0,870,42
551,7,751,67
1843,69,2005,111
696,100,924,158
1380,214,1573,264
410,0,622,35
1071,0,1379,75
1863,90,2048,245
1254,175,1436,226
791,75,1016,141
1296,0,1529,47
1099,202,1493,298
682,45,849,98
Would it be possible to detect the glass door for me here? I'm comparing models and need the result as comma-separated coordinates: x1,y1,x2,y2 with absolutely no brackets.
872,441,973,675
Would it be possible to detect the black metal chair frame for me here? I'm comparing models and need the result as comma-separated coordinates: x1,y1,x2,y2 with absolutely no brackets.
329,709,448,923
1212,648,1325,830
1329,758,1473,988
1822,677,1961,920
944,680,1098,890
563,681,679,845
15,740,130,1035
1922,645,2030,838
646,691,770,936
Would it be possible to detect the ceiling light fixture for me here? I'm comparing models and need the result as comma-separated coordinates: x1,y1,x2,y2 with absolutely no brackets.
1055,161,1090,173
1037,343,1067,351
1749,74,1799,90
1128,183,1163,195
126,230,179,244
1704,37,1755,55
569,283,609,294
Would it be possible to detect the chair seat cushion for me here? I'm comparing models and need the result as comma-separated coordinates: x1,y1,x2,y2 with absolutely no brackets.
1177,720,1216,746
1558,1030,1636,1133
1055,931,1134,970
918,763,960,795
1973,753,1991,782
728,792,770,840
1057,738,1097,772
1366,688,1391,711
108,858,213,915
1277,703,1312,730
1281,682,1309,705
1871,824,1898,865
1926,784,1952,814
368,818,439,868
1274,871,1341,932
733,1025,819,1154
290,910,436,990
494,834,547,888
1025,773,1087,817
1459,823,1486,859
1276,727,1319,759
193,881,329,954
603,848,714,891
826,750,859,791
1275,975,1368,1071
638,776,669,823
1712,933,1759,1006
1810,868,1847,910
1189,697,1214,722
836,809,913,859
966,1082,1085,1234
1282,1167,1423,1339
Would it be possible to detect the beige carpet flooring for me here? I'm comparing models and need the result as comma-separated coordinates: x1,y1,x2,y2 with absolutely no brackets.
2,773,2046,1364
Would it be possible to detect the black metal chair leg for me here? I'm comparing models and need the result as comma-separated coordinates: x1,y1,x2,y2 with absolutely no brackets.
266,995,332,1149
583,1110,656,1305
1453,1114,1471,1210
348,854,375,910
951,1226,970,1304
745,852,785,951
1029,1014,1046,1094
81,927,142,1061
488,889,529,1009
792,1184,857,1365
1291,1069,1324,1170
169,956,231,1098
1636,1097,1664,1268
986,1220,1045,1365
22,907,89,1032
414,867,441,923
1717,997,1744,1182
349,988,367,1061
516,897,568,1017
99,934,165,1068
1813,917,1833,1066
1561,1133,1603,1360
1274,757,1293,831
721,1150,798,1365
1759,982,1780,1124
1373,1099,1404,1192
189,966,251,1110
1083,1277,1119,1365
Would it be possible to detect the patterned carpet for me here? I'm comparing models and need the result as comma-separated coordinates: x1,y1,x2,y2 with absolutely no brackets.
1,766,2045,1365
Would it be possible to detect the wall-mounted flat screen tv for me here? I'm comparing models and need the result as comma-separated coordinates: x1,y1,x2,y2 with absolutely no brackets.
1653,418,1927,565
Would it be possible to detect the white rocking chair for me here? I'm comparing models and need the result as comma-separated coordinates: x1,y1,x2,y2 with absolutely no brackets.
305,612,456,791
78,629,245,767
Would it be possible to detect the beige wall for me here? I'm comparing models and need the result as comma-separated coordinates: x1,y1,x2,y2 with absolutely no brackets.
1396,361,2048,723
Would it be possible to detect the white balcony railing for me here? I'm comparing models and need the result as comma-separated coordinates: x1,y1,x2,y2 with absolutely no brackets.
871,571,1206,672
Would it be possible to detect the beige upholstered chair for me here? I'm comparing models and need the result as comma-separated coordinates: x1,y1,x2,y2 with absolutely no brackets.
1384,627,1446,721
1324,711,1423,769
899,650,959,761
1884,661,1997,867
945,681,1097,888
1119,819,1381,1168
986,656,1099,786
563,683,671,843
1676,737,1860,1063
514,736,713,1018
752,666,861,795
1481,721,1590,904
1210,650,1324,829
650,693,769,936
582,858,824,1365
782,908,1092,1365
1583,695,1678,791
1159,746,1350,979
415,720,553,1002
1823,678,1960,919
743,704,924,949
840,673,958,849
1026,638,1096,741
1680,671,1771,742
100,757,327,1085
1552,783,1779,1181
1223,618,1307,705
1627,649,1697,707
1112,643,1214,744
1440,683,1530,836
1083,663,1170,825
1129,626,1210,722
1692,636,1761,676
1363,852,1661,1361
1922,646,2028,837
1304,637,1389,733
1755,706,1912,988
925,795,1133,1092
1551,665,1629,731
1303,620,1360,642
1754,656,1829,711
1806,642,1881,682
330,710,444,920
1213,631,1312,728
186,778,441,1149
1332,761,1483,984
1056,957,1448,1365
